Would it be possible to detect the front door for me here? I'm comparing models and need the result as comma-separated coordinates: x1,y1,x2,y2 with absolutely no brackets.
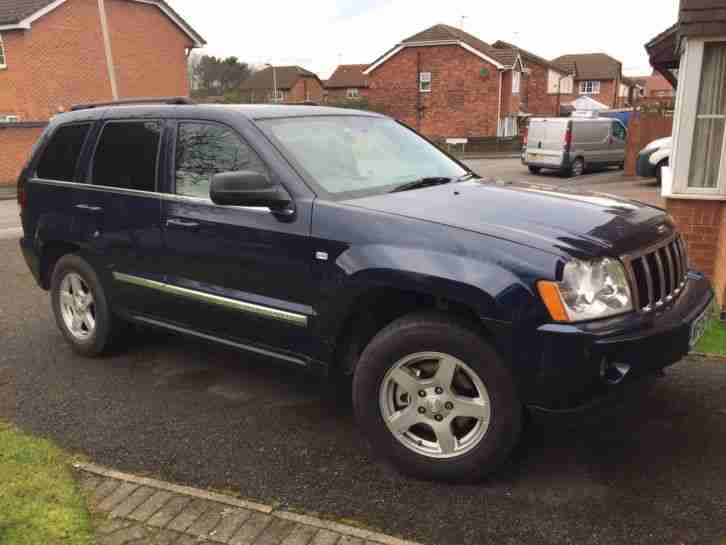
157,121,317,359
609,121,627,165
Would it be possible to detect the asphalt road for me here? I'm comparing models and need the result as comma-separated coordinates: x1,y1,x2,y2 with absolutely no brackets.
1,170,723,545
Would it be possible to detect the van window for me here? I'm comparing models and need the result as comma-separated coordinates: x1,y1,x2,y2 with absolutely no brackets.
174,122,266,199
36,124,91,182
612,121,627,140
92,121,161,191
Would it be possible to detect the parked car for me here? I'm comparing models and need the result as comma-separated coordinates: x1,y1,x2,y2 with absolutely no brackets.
523,117,627,177
636,136,672,184
18,101,713,482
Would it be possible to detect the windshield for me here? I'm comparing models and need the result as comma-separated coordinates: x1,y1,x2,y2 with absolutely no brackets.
258,116,468,199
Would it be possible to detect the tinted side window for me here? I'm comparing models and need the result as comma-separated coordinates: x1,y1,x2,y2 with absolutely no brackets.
92,121,161,191
612,122,627,140
174,122,267,199
36,124,91,182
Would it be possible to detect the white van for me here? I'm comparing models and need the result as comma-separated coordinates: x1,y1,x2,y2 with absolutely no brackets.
523,117,627,177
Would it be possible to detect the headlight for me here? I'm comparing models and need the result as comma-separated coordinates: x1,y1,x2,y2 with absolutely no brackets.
537,258,633,322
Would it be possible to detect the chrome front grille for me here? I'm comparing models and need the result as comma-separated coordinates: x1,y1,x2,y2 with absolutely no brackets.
622,235,689,312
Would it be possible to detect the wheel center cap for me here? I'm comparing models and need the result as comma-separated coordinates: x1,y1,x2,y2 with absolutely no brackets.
427,397,443,414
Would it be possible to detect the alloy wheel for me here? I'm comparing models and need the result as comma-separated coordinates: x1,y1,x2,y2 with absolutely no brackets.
378,352,491,459
59,272,96,341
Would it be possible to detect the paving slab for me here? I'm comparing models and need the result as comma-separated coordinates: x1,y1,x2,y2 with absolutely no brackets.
76,463,425,545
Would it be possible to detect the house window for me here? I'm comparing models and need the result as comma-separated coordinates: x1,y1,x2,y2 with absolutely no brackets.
688,42,726,189
0,34,6,69
347,88,360,99
419,72,431,93
579,81,601,95
512,71,521,95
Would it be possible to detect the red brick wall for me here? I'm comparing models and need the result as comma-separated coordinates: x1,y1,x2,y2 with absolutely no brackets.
667,198,726,308
106,0,192,99
288,77,324,103
526,63,560,117
367,45,501,138
0,0,192,121
0,126,45,185
0,0,112,120
624,113,673,176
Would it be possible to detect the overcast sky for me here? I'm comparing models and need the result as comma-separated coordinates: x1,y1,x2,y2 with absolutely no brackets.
171,0,679,79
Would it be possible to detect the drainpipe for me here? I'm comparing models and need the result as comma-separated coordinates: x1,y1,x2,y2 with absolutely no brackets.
416,51,422,131
97,0,119,100
497,69,503,137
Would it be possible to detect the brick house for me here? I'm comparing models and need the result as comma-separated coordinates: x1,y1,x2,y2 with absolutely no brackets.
647,0,726,311
363,24,571,139
552,53,637,109
0,0,205,121
324,64,369,104
239,66,324,104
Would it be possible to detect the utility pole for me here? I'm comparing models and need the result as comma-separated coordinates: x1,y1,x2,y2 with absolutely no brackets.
265,63,278,103
460,15,468,29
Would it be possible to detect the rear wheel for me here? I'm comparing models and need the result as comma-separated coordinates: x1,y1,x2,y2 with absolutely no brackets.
51,254,120,356
353,312,521,482
568,157,585,178
528,166,541,174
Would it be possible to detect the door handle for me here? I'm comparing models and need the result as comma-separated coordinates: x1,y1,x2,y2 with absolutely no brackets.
166,218,200,229
75,204,103,213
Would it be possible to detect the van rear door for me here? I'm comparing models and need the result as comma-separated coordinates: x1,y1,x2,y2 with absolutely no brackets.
525,118,567,167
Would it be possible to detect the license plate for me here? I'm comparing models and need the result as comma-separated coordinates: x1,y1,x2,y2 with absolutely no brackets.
528,154,541,162
690,307,709,349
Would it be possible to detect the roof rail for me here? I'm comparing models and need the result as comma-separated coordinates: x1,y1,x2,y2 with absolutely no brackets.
70,97,195,111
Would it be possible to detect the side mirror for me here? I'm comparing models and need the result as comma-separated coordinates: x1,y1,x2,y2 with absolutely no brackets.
210,171,292,212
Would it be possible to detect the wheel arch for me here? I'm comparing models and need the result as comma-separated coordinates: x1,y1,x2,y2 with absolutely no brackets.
39,240,81,290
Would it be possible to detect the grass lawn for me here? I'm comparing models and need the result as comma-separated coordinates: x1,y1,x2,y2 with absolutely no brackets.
0,423,94,545
696,315,726,356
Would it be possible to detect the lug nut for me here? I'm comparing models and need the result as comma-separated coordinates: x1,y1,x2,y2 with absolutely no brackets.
435,387,443,394
445,402,454,410
434,414,443,422
418,390,426,398
418,407,426,414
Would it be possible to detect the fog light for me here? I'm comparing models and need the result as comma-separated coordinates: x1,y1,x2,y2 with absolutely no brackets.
600,359,631,385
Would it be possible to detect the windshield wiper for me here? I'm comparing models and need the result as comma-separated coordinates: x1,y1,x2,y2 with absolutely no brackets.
390,172,478,193
390,176,454,193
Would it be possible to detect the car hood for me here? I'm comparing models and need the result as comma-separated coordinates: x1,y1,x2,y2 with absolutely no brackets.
347,180,672,259
644,136,672,152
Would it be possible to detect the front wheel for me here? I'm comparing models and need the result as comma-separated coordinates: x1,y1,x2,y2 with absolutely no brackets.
353,312,521,482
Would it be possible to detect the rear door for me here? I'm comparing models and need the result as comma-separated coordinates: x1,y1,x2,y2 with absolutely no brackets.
85,119,167,317
526,119,565,167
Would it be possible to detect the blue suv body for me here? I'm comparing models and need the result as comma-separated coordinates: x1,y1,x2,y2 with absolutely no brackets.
18,102,713,482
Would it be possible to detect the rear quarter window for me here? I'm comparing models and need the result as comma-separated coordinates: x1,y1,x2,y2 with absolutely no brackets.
36,123,91,182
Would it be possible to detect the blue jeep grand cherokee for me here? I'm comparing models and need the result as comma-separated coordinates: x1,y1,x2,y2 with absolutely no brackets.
18,100,713,482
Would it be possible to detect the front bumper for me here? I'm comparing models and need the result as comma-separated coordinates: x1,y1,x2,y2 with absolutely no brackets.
636,150,657,178
524,272,713,410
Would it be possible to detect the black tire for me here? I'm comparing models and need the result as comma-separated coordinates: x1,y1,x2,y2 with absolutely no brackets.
50,254,120,357
352,311,522,482
567,157,585,178
528,166,541,174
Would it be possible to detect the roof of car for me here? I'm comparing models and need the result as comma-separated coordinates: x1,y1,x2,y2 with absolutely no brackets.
53,103,384,124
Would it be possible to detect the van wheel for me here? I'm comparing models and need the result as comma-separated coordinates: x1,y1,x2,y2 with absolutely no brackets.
528,166,541,174
50,254,119,357
353,311,521,482
568,158,585,177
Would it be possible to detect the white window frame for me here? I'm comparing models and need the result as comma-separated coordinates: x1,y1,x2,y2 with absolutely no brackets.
0,33,6,69
512,71,521,95
346,88,360,99
579,80,600,95
419,71,431,93
668,38,726,198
